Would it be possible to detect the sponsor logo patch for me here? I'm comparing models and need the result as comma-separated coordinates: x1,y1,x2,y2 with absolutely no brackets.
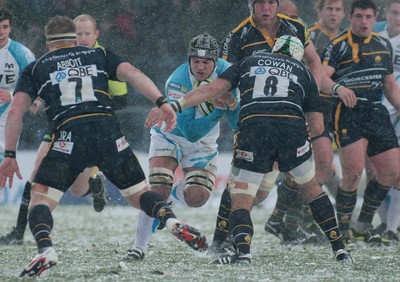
116,136,129,152
235,149,254,162
52,141,74,154
296,141,310,157
168,89,183,99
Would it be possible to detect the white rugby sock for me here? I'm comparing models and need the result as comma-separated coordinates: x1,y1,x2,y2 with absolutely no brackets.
168,180,187,206
376,194,388,225
386,187,400,232
133,210,159,252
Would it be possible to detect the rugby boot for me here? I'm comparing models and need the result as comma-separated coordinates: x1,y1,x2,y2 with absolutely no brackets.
125,247,145,260
0,227,23,245
334,249,353,263
170,223,208,252
90,172,108,212
20,247,58,277
211,253,252,265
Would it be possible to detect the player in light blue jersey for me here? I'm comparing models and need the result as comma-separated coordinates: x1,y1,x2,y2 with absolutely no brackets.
369,0,400,243
0,9,34,245
0,9,34,160
125,33,239,260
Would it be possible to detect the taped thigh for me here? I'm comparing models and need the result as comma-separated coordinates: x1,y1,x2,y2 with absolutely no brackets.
289,156,316,184
228,166,264,197
259,169,280,193
31,186,64,203
149,167,174,189
185,170,215,193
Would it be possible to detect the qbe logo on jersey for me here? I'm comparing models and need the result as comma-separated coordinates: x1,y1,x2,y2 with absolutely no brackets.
49,64,99,106
250,65,298,99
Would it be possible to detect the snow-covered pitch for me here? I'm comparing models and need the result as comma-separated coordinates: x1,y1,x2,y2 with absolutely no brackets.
0,202,399,281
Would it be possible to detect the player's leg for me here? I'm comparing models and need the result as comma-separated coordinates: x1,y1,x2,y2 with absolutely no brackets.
292,156,352,263
353,147,400,243
172,138,218,207
20,128,87,278
264,174,301,243
212,167,264,265
126,156,177,260
335,139,367,237
209,169,278,256
0,139,50,245
69,166,108,212
105,153,207,255
19,184,62,277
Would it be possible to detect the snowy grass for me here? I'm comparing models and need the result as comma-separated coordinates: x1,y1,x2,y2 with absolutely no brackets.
0,203,399,282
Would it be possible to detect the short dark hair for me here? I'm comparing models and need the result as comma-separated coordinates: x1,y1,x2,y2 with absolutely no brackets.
0,9,12,25
350,0,377,16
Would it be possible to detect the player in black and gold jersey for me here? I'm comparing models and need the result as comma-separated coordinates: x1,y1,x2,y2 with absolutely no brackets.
321,0,400,243
265,0,347,245
0,16,207,277
210,0,326,251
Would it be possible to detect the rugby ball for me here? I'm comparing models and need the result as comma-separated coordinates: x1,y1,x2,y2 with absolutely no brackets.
195,80,214,116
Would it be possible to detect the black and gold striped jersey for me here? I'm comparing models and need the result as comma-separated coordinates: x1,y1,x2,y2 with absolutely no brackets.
220,52,323,128
321,29,393,103
308,22,340,56
220,14,310,64
15,46,125,130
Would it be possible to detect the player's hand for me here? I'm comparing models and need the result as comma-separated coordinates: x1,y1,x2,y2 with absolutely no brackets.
217,92,238,110
0,158,22,189
158,104,176,131
336,86,357,108
212,97,228,110
145,105,177,131
0,89,12,103
144,107,160,128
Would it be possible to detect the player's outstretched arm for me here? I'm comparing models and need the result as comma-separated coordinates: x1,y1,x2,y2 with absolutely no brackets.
117,62,176,131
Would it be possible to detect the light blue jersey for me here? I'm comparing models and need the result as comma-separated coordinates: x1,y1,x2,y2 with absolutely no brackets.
0,38,35,154
164,58,238,141
149,58,239,170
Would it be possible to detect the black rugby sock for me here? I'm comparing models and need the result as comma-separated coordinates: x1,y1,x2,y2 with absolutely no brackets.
139,191,175,225
15,181,32,235
29,204,53,252
358,179,391,224
335,187,357,232
212,188,231,244
308,193,345,251
230,208,253,255
269,178,298,223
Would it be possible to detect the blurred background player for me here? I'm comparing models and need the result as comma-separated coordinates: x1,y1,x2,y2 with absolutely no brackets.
278,0,299,19
0,13,128,245
125,33,239,260
0,8,35,244
371,0,400,243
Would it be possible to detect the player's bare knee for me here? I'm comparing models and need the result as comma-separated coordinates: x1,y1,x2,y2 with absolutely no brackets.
183,170,215,207
184,187,210,207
